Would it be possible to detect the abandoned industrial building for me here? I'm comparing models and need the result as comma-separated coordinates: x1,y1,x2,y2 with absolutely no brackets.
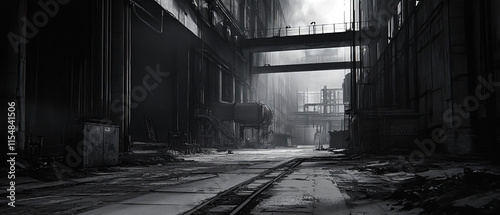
2,0,500,214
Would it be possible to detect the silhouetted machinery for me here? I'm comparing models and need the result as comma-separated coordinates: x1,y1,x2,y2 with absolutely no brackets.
210,102,273,127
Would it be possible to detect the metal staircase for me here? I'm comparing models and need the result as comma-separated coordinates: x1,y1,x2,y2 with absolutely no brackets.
194,109,241,145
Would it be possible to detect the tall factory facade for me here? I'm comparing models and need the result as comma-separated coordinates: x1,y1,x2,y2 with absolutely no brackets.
351,0,500,156
252,73,297,146
3,0,290,164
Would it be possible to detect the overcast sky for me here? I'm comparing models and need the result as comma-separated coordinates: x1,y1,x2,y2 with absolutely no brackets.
279,0,352,91
284,0,352,27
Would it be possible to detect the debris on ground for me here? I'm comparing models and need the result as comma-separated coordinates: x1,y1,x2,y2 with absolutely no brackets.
390,169,500,214
340,156,500,214
5,156,94,182
120,151,185,166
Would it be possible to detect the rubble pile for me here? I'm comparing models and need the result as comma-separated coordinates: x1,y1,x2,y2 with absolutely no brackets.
354,158,500,214
120,151,185,166
390,169,500,214
7,156,94,182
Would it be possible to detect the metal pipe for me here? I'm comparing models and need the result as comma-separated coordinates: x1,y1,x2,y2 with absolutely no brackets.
123,1,132,152
187,37,191,143
18,0,27,151
351,0,357,115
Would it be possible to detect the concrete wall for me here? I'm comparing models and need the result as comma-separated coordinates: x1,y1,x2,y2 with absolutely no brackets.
355,0,500,156
129,3,199,143
3,0,288,160
4,0,128,156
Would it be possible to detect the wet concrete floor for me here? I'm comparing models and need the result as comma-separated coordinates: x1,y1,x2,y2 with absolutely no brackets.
2,147,499,214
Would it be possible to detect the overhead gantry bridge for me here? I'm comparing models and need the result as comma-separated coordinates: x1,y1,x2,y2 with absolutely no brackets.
241,22,370,74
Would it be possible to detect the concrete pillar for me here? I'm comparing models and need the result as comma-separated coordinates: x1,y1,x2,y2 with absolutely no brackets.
110,0,131,152
3,0,27,151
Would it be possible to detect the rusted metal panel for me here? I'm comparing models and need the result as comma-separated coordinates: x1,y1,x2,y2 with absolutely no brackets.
83,122,119,167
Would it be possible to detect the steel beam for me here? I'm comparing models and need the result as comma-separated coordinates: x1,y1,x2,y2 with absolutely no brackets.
252,62,360,74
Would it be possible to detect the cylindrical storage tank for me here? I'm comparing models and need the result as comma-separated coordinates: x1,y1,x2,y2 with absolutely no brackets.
209,102,235,121
210,102,273,127
234,102,261,126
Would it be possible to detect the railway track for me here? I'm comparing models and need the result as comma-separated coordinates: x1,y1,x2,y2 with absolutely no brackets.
182,158,304,215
